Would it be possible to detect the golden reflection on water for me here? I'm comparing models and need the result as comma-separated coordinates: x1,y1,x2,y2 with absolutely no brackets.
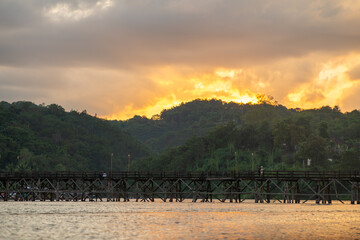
0,200,359,239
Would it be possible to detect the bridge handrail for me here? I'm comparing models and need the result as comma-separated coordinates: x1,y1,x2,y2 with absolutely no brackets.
1,170,359,180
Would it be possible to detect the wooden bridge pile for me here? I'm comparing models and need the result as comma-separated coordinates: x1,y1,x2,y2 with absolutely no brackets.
1,171,359,204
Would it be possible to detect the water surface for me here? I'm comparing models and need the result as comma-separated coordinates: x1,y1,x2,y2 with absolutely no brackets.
1,200,359,239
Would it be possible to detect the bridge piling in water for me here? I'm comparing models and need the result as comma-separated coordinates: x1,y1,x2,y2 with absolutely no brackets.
1,171,359,204
357,182,360,204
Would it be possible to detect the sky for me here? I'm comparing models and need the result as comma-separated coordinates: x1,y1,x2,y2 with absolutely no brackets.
1,0,360,119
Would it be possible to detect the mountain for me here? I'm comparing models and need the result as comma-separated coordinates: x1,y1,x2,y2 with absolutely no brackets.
122,99,360,171
0,101,151,171
119,99,291,153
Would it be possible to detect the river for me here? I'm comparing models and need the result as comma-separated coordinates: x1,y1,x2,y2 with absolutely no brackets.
0,200,359,239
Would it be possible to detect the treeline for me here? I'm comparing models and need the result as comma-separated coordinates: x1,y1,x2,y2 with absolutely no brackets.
126,99,360,171
1,99,359,172
120,99,291,153
0,101,150,171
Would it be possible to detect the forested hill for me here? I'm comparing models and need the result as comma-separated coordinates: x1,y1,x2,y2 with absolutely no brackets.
126,100,360,172
0,101,151,171
120,99,360,154
1,99,359,172
120,99,290,152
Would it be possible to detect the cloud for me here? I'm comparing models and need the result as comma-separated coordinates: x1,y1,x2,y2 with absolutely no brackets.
347,64,360,80
285,54,360,109
1,0,360,118
340,82,360,111
43,0,113,22
2,0,360,68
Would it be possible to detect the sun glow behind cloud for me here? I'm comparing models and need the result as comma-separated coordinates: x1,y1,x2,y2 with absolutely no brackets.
286,54,360,110
104,54,360,120
104,67,260,120
1,1,360,120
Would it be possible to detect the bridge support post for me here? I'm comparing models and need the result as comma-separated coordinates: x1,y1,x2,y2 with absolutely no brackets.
150,180,154,202
107,179,111,202
177,180,183,202
351,183,355,204
4,180,9,201
327,182,332,204
259,181,264,203
163,181,167,202
321,182,326,204
207,180,213,203
357,182,360,204
254,181,258,203
295,181,300,203
316,181,321,204
266,181,270,203
53,179,59,201
169,181,174,202
235,181,240,203
284,181,289,203
192,181,197,202
221,181,226,202
135,181,140,202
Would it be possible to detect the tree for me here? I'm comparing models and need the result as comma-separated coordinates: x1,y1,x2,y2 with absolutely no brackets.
15,148,37,171
273,120,306,152
319,121,329,138
295,134,328,169
340,149,360,171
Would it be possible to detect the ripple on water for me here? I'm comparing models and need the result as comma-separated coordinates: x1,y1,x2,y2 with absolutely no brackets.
0,201,359,240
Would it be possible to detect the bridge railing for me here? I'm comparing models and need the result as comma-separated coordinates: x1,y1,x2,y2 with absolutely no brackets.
1,170,359,180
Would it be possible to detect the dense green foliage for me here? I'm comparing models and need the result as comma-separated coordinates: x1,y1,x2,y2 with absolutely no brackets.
1,99,359,172
0,101,150,171
126,100,360,171
120,99,291,153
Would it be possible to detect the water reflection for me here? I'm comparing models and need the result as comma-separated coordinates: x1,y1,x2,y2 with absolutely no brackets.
0,201,359,239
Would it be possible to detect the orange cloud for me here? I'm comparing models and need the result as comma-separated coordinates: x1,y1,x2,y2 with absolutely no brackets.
104,67,266,120
285,54,360,110
104,54,360,120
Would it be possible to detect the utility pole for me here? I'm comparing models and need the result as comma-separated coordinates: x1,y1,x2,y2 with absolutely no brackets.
127,154,131,172
251,152,254,172
235,151,238,171
110,153,113,177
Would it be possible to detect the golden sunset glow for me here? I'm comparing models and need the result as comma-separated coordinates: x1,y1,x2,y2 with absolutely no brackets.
285,54,360,110
105,68,260,119
1,1,360,119
104,54,360,119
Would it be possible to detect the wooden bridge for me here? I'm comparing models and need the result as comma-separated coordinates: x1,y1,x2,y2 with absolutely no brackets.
1,171,360,204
